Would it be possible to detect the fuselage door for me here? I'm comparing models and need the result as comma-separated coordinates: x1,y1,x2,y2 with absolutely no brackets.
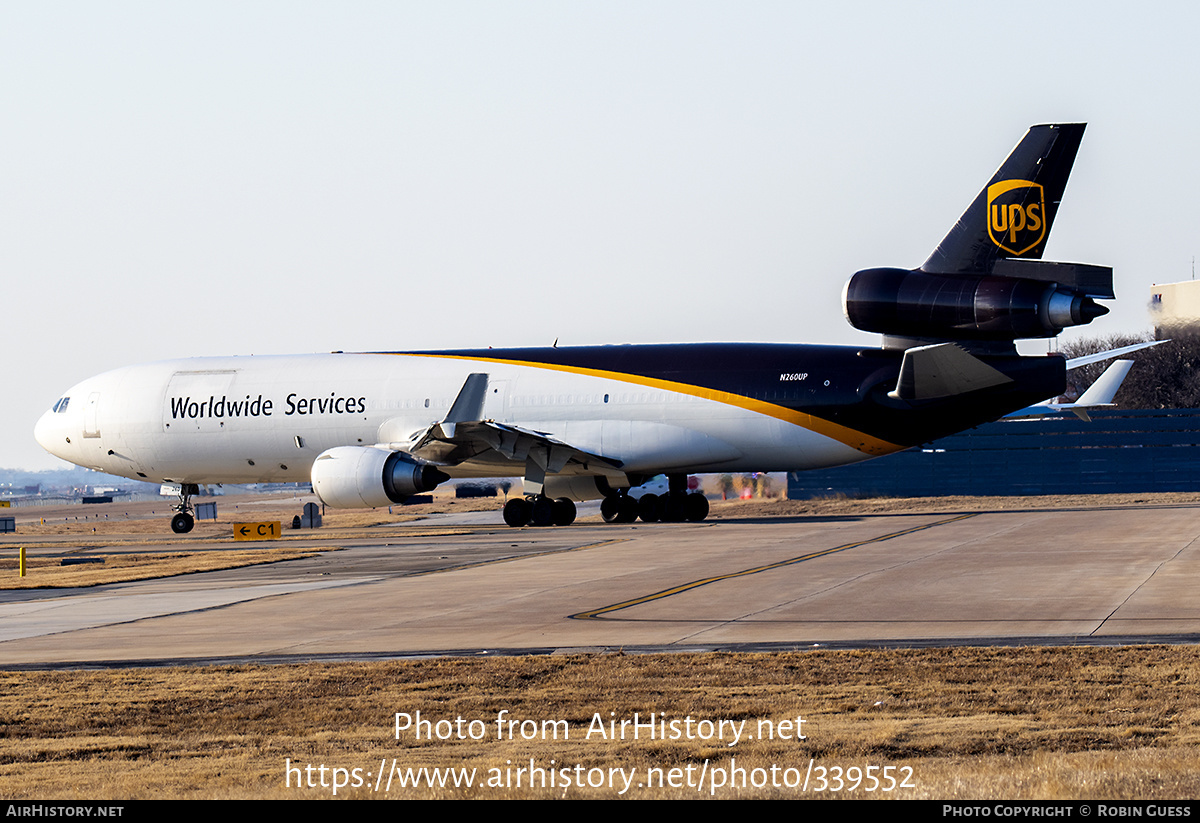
83,392,101,438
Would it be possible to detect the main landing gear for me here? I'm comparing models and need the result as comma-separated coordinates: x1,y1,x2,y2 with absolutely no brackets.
600,490,708,523
500,473,710,527
170,483,200,534
503,496,577,527
503,455,578,527
602,473,708,524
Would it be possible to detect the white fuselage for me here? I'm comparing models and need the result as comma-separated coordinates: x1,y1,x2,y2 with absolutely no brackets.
34,352,874,488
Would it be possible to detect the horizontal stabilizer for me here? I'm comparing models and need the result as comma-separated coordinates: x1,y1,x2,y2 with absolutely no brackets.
889,343,1013,402
1066,339,1167,370
991,259,1114,299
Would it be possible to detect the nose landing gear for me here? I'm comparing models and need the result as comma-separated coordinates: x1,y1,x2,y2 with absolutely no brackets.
169,483,200,534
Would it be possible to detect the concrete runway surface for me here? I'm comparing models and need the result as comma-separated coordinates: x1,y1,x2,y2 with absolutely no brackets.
2,501,1199,667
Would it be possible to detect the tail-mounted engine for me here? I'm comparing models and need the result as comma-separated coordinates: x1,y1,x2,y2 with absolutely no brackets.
311,446,449,508
844,124,1113,345
843,260,1111,342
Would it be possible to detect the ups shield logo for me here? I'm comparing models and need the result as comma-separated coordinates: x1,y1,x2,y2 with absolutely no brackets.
987,179,1045,256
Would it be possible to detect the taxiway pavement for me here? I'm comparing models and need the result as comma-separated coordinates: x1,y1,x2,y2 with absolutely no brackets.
2,502,1198,667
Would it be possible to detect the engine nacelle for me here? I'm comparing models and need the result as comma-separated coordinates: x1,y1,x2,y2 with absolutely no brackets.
843,267,1107,341
541,475,625,502
311,446,449,509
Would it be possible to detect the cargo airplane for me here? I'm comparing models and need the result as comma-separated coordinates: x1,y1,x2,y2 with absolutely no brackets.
36,123,1117,532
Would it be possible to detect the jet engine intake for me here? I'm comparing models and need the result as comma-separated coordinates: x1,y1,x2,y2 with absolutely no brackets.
843,267,1108,341
311,446,449,509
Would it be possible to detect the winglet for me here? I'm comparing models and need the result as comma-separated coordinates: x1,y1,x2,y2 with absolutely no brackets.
440,373,490,438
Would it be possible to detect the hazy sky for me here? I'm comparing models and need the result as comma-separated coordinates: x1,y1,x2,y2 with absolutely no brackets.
5,1,1198,470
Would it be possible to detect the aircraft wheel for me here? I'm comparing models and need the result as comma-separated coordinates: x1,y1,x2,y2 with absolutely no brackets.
529,496,555,527
617,495,639,523
552,498,576,526
600,495,622,523
662,492,688,522
503,498,531,527
685,493,709,522
638,493,661,522
170,512,194,534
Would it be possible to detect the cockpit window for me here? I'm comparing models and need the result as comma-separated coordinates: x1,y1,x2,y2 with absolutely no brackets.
52,397,70,413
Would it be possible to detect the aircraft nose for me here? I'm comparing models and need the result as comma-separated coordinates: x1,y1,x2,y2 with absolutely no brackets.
34,403,70,460
35,409,56,452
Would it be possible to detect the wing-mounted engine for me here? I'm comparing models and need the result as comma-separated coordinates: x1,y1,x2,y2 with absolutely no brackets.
842,123,1112,347
311,446,449,508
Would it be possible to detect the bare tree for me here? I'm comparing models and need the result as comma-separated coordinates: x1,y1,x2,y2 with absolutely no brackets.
1059,331,1200,408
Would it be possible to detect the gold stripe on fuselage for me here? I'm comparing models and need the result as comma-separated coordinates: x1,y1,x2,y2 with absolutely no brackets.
402,352,902,457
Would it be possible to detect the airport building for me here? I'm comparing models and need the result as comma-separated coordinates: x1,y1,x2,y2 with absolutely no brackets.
1150,278,1200,337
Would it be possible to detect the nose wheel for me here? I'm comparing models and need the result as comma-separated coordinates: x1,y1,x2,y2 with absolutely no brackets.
169,483,200,533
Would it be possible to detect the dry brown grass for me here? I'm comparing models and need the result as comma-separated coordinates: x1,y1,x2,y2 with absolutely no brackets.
0,491,507,590
8,490,506,537
0,547,339,589
2,647,1199,799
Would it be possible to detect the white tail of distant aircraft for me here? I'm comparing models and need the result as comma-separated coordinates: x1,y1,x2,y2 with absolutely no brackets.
1007,360,1129,421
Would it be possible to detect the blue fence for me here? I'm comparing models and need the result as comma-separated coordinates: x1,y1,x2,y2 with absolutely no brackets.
787,408,1200,498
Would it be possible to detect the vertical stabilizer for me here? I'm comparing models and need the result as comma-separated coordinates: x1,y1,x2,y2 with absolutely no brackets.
844,123,1111,343
922,123,1085,275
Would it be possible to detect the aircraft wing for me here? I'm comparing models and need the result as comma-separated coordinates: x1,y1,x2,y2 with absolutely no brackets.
393,373,624,474
408,419,623,473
